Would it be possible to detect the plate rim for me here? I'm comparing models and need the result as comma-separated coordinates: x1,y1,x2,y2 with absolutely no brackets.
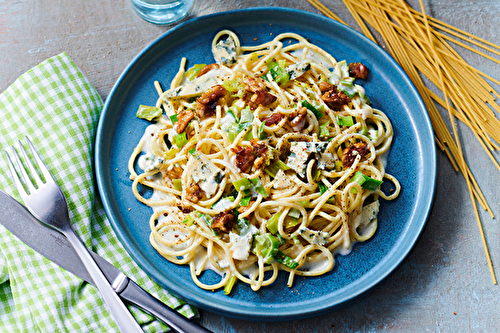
95,6,437,321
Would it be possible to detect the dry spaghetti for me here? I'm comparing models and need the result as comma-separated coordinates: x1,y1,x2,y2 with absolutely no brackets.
307,0,498,283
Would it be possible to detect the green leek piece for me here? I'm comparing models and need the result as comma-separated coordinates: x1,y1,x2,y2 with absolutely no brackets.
266,212,282,234
136,105,162,121
313,169,322,181
319,121,330,138
242,130,254,141
302,100,323,120
285,217,299,228
318,182,335,203
169,114,178,124
277,160,291,170
173,179,182,191
222,79,242,92
249,177,268,197
296,200,310,208
340,77,355,87
223,79,245,94
264,159,290,178
173,132,188,148
275,251,299,269
182,214,195,226
185,63,207,81
350,171,383,190
232,177,252,191
232,177,268,197
239,107,254,124
265,59,289,85
318,182,329,195
224,275,237,295
264,165,278,178
336,145,343,159
165,147,179,159
226,109,238,122
288,208,301,219
223,107,254,142
240,196,252,206
253,233,280,264
335,160,343,172
258,121,266,140
336,115,354,127
337,83,357,98
338,60,349,79
225,122,239,142
198,213,218,236
236,217,251,235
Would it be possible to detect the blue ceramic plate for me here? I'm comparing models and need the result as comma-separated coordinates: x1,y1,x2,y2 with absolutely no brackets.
95,7,436,321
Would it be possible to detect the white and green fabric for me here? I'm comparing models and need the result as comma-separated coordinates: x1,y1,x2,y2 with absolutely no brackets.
0,53,197,332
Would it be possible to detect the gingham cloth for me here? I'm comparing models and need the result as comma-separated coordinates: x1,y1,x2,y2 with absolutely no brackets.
0,53,197,332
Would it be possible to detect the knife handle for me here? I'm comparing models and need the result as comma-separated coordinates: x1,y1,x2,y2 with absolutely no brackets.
120,279,212,333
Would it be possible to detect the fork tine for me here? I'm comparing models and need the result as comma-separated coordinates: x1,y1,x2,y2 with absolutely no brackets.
18,138,45,187
4,148,33,197
25,136,54,184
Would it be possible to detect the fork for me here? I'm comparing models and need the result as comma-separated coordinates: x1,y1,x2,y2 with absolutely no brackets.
5,137,143,333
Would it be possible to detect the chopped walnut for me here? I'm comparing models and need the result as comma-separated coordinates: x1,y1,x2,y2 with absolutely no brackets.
232,145,255,173
185,182,203,203
253,156,266,169
264,112,284,126
322,89,350,111
348,62,369,79
178,205,192,214
196,63,220,78
196,85,226,118
244,77,277,107
318,81,334,92
251,139,268,156
244,77,267,92
211,212,235,233
250,90,277,106
342,142,370,167
174,109,194,133
290,107,307,132
232,140,269,173
162,166,183,187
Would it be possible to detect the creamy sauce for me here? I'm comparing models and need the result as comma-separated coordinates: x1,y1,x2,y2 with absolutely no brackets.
290,49,334,69
298,252,331,272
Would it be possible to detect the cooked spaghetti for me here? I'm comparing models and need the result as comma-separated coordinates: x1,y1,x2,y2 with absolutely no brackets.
128,30,400,293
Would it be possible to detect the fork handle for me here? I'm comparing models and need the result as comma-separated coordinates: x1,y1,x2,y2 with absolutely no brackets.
65,230,143,332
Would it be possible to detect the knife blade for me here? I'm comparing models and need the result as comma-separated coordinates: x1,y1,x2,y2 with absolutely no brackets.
0,190,211,333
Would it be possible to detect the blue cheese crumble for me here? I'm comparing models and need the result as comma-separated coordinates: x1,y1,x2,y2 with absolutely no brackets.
191,155,225,197
286,141,330,177
298,226,330,246
139,153,164,172
213,35,237,66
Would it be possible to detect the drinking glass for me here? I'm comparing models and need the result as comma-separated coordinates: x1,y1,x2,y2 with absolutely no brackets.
131,0,193,25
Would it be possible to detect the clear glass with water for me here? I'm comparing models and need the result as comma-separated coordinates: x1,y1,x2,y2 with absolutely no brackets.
131,0,193,25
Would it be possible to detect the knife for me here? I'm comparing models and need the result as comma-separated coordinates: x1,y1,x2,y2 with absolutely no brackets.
0,190,211,333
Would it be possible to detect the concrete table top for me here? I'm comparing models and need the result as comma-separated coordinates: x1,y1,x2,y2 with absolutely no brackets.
1,0,499,332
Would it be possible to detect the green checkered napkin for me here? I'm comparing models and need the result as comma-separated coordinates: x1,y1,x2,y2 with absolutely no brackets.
0,53,197,332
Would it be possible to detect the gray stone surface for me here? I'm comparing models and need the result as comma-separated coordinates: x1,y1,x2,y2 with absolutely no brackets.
1,0,499,332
